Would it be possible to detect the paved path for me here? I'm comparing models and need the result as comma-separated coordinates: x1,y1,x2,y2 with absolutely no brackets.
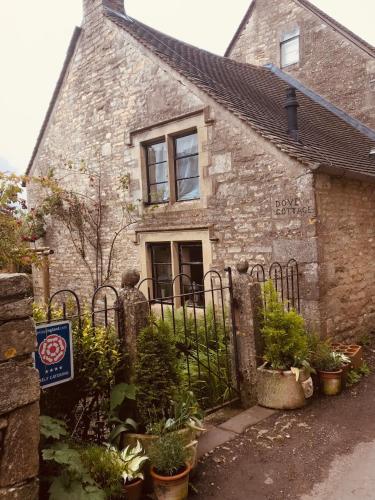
301,440,375,500
192,345,375,499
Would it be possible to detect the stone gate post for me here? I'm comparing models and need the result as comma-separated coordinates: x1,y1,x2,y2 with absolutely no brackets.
115,270,149,382
0,274,40,499
232,262,264,407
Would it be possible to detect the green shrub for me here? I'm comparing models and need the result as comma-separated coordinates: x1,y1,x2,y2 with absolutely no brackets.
135,318,181,429
315,351,349,372
163,306,232,409
261,280,309,370
149,432,188,477
80,445,124,498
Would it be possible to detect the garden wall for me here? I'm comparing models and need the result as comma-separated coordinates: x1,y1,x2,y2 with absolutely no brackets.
0,274,40,499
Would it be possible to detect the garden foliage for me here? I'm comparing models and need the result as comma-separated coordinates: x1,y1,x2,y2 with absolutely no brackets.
261,280,309,370
148,432,188,477
163,306,232,408
34,303,124,436
135,318,181,428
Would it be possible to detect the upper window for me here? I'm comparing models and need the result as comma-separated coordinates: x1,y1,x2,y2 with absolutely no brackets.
144,130,199,204
175,133,199,201
280,28,300,68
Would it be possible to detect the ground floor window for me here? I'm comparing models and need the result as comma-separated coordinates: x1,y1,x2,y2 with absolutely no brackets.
150,243,173,302
148,240,204,306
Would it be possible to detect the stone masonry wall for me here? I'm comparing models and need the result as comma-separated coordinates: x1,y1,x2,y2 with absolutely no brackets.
228,0,375,129
0,274,40,499
315,174,375,340
28,3,320,328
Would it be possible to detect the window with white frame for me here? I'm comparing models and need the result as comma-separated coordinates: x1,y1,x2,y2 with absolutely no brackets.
144,130,199,204
280,28,300,68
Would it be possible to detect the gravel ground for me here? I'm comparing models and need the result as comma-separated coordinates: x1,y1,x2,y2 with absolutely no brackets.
191,342,375,500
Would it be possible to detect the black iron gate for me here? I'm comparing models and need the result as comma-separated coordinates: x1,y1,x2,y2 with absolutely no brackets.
137,267,240,413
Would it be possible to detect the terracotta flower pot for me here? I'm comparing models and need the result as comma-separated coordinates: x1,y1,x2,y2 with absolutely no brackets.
122,429,199,493
123,477,143,500
151,465,190,500
318,369,343,396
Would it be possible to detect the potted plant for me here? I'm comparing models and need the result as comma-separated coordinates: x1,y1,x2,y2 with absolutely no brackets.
314,349,350,396
257,281,313,410
119,441,148,500
149,432,191,500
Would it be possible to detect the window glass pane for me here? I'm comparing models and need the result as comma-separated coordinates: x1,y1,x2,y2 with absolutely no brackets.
281,37,299,67
179,243,204,306
151,244,173,301
149,183,169,203
147,142,167,164
149,162,168,184
176,156,199,180
152,245,172,264
175,133,198,158
177,178,200,201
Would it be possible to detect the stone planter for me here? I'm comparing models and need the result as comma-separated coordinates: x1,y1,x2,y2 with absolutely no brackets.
318,369,343,396
151,465,190,500
257,366,312,410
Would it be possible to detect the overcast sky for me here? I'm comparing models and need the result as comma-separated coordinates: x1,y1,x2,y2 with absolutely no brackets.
0,0,374,175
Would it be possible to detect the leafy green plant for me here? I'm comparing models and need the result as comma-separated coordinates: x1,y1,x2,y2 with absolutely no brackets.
80,445,124,498
358,361,371,376
40,416,68,440
163,306,232,409
347,362,371,386
149,432,189,477
346,369,362,386
118,441,148,484
135,318,181,429
261,280,309,370
315,351,350,372
108,383,138,447
42,442,105,500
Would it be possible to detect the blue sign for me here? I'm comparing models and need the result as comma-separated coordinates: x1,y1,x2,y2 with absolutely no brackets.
34,321,74,389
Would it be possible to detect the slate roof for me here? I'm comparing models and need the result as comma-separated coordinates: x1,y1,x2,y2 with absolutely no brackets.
27,4,375,182
105,7,375,181
225,0,375,58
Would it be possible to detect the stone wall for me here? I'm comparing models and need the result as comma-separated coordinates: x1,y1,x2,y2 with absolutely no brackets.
27,2,320,329
0,274,40,499
228,0,375,129
316,174,375,340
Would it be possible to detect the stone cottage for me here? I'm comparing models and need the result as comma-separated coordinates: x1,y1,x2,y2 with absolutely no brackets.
27,0,375,340
226,0,375,129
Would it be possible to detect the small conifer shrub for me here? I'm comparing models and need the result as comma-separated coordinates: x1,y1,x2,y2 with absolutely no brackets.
261,280,309,370
135,318,181,428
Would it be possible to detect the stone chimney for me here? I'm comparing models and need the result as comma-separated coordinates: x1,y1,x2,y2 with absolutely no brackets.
82,0,125,24
285,87,299,141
